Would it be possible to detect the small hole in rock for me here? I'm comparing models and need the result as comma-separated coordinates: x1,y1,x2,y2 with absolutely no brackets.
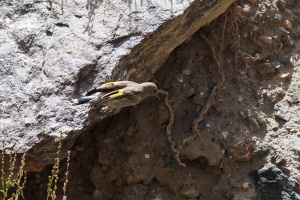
46,30,53,36
189,94,196,99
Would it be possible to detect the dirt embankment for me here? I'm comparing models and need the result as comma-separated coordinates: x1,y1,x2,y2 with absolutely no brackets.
24,1,300,199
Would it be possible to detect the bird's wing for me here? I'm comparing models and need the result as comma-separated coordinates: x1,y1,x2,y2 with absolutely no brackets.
85,81,136,96
91,88,142,108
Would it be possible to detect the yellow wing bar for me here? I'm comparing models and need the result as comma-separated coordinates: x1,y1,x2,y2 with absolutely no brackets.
109,91,124,98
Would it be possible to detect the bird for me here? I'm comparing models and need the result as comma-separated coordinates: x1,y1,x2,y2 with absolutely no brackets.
71,81,159,111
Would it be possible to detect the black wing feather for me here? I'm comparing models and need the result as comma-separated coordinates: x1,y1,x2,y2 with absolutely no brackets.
85,82,131,96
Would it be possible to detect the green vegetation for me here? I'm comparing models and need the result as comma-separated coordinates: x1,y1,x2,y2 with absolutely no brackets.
0,141,27,200
0,137,70,200
47,135,70,200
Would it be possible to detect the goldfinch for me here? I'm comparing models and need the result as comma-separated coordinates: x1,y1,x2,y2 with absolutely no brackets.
71,81,158,109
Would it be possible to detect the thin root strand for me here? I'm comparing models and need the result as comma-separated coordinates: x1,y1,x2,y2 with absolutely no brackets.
159,89,186,167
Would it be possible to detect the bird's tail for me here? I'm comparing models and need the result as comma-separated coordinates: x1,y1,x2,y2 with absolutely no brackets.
71,97,95,105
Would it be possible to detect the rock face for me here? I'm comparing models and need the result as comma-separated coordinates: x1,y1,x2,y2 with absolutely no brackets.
250,163,300,200
0,0,234,171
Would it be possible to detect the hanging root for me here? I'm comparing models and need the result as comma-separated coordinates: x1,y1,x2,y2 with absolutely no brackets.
159,89,186,167
183,13,227,145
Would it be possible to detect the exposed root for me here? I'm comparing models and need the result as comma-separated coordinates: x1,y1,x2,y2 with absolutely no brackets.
183,13,228,145
123,68,136,81
239,50,260,77
159,89,186,167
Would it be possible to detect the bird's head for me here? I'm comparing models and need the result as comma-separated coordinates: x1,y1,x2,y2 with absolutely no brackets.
141,82,159,98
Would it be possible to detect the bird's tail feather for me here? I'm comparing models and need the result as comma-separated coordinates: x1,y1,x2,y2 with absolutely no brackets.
85,88,98,96
71,97,94,105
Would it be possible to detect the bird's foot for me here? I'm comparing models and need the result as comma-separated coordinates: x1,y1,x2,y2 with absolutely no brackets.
101,106,113,113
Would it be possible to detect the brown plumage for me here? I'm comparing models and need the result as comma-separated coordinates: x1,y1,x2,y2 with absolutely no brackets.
71,81,158,109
